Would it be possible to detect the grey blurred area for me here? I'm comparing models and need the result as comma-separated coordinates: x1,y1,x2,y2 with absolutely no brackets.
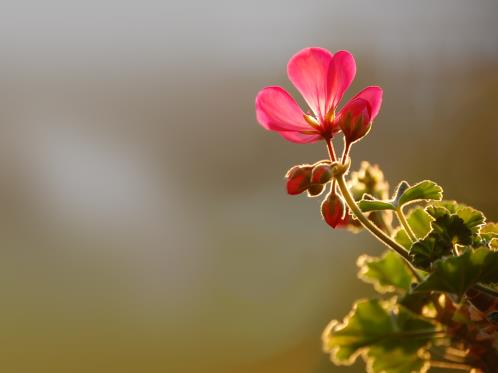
0,0,497,372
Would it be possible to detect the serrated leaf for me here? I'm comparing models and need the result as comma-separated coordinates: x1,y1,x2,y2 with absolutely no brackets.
414,247,498,299
490,238,498,250
481,222,498,238
480,222,498,244
357,251,414,293
397,180,443,207
367,344,430,373
478,222,498,249
430,201,485,234
358,199,395,212
430,212,473,246
323,299,434,373
394,207,433,249
410,235,449,269
410,207,478,269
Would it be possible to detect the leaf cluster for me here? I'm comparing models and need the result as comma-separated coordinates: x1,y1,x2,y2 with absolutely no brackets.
323,177,498,372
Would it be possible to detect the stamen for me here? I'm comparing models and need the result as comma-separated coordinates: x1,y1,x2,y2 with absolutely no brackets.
325,109,335,125
299,130,320,135
303,114,321,130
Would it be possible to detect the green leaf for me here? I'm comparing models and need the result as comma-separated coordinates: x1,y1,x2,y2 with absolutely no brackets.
397,180,443,207
414,247,498,299
410,234,449,269
429,212,473,246
399,292,433,314
480,223,498,240
410,206,478,269
358,199,395,212
357,180,443,213
367,344,430,373
357,251,414,293
394,207,432,249
430,201,485,234
477,222,498,250
323,299,434,373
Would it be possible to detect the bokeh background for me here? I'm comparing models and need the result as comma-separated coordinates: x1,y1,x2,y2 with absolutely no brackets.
0,1,497,372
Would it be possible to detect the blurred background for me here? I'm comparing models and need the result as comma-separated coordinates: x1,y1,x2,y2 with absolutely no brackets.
0,0,497,372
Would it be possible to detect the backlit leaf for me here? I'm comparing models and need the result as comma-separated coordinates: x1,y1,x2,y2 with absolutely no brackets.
394,207,432,249
414,247,498,299
357,251,414,293
323,299,434,373
397,180,443,207
358,199,395,212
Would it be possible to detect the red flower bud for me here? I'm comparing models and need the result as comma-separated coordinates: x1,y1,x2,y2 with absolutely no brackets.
337,98,372,145
321,192,346,228
307,183,325,197
285,165,312,195
311,164,333,185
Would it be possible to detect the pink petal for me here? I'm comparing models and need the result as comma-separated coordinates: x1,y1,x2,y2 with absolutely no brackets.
255,86,310,132
287,47,334,121
327,50,356,110
349,86,383,121
279,131,321,144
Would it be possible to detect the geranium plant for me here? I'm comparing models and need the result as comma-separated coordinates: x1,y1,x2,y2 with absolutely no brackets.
255,47,498,372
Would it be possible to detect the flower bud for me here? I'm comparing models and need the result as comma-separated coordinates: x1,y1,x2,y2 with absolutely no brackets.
285,164,312,195
337,98,372,145
321,192,346,228
311,164,333,185
307,183,325,197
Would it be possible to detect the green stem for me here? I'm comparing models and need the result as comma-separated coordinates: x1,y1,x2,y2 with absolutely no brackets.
396,207,417,242
335,174,422,282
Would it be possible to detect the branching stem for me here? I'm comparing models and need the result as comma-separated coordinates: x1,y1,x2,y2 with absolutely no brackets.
335,173,422,282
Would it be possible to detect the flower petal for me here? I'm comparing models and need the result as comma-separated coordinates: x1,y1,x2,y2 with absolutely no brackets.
255,86,310,132
349,86,383,121
287,47,334,121
279,131,321,144
327,50,356,110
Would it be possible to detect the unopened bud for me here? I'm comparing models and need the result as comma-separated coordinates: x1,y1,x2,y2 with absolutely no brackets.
337,98,372,145
311,164,333,185
321,192,346,228
307,183,325,197
285,165,312,195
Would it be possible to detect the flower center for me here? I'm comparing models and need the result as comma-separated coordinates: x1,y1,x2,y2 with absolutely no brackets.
301,109,336,138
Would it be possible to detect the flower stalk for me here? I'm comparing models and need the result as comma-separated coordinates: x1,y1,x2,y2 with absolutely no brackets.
333,166,422,282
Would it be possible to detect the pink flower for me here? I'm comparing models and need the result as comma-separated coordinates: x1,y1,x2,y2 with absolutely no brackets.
255,47,382,144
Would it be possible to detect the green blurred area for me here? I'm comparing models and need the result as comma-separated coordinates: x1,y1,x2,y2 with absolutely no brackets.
0,0,497,372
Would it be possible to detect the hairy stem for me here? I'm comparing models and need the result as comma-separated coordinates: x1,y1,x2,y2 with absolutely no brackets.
335,173,422,282
396,207,417,242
